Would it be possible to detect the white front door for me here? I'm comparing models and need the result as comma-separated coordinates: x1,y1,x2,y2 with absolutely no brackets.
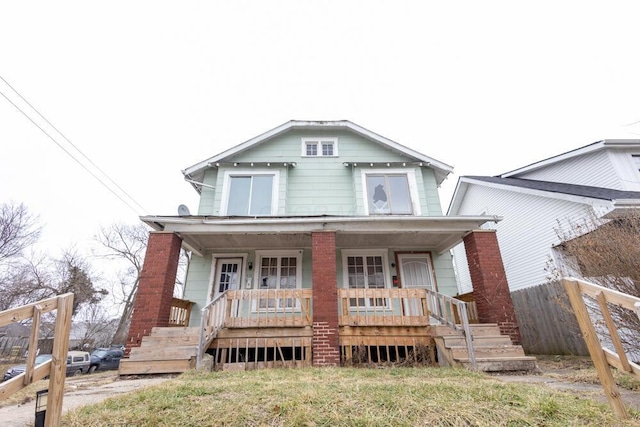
398,254,435,316
213,258,243,299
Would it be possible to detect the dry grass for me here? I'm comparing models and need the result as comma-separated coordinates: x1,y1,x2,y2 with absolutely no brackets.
62,367,639,427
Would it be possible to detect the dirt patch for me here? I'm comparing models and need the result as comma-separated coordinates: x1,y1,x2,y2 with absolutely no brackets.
490,355,640,411
0,373,175,427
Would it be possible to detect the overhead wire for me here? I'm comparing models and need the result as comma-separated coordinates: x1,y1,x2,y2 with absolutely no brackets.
0,75,149,216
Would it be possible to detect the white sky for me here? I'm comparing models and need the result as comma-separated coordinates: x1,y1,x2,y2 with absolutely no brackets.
2,1,640,265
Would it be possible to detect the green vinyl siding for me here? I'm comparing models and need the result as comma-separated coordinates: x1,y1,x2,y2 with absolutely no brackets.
431,251,457,296
422,168,443,215
184,255,213,326
201,129,443,217
286,158,355,215
186,250,314,327
196,169,218,215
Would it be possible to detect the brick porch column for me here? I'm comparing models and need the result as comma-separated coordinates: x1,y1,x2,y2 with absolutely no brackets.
125,231,182,355
311,231,340,366
463,230,521,344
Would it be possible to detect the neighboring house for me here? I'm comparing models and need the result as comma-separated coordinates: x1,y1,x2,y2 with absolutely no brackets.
448,139,640,354
122,120,533,373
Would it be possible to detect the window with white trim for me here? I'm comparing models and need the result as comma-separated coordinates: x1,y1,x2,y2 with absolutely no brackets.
342,250,390,309
221,170,279,216
362,169,420,215
301,138,338,157
254,250,302,310
632,154,640,172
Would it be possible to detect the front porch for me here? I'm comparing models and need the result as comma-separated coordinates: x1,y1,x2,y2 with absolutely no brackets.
121,219,528,374
120,285,536,374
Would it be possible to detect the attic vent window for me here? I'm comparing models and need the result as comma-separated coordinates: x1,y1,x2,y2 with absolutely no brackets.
301,138,338,157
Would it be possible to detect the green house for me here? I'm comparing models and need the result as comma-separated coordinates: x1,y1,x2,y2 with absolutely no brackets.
121,120,532,374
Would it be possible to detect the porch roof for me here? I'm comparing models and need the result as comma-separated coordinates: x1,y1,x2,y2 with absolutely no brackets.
140,215,501,256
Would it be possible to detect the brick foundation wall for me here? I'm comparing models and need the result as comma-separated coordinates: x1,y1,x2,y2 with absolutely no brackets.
311,231,340,366
463,230,522,345
125,232,182,355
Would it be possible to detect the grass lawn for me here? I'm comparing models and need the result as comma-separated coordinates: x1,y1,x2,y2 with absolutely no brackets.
62,367,640,427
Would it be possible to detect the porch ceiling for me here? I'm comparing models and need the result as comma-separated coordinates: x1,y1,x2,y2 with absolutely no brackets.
141,215,501,256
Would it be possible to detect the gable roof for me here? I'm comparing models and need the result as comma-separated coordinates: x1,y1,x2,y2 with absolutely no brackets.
182,120,454,192
448,175,640,215
467,176,640,200
501,139,640,178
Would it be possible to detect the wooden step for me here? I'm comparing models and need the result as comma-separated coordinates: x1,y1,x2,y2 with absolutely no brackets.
119,358,195,375
440,335,513,347
433,324,537,373
128,345,198,361
140,335,200,347
467,324,502,336
150,326,200,337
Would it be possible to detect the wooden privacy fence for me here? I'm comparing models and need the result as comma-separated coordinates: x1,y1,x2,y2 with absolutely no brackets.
563,277,640,420
511,281,588,355
0,293,74,427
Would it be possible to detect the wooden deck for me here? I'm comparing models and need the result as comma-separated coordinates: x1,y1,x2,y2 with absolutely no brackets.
120,288,535,374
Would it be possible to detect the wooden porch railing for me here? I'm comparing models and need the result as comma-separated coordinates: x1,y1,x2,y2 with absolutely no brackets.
168,297,193,327
563,277,640,420
453,292,479,324
0,293,74,427
224,289,313,328
424,288,476,369
197,291,228,369
196,289,313,369
338,288,430,327
338,287,476,369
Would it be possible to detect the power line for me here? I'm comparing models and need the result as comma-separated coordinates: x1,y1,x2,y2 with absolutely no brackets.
0,76,149,216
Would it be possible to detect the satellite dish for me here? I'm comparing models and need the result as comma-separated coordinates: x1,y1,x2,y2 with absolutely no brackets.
177,204,191,216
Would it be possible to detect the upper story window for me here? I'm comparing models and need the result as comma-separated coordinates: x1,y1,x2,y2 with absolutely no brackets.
221,170,279,216
301,137,338,157
362,169,420,215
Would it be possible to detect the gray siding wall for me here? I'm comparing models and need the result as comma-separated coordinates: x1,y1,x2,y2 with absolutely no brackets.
609,149,640,191
515,151,621,190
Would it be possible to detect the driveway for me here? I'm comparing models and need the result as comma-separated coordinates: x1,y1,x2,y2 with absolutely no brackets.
0,374,172,427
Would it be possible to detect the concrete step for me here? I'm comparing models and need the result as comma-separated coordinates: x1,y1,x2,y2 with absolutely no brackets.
440,335,513,347
457,356,538,373
450,345,526,359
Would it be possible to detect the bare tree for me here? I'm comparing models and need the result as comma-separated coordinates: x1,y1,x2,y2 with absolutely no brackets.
0,202,41,262
0,248,106,314
71,303,119,350
95,222,190,345
552,208,640,357
0,252,50,311
95,223,149,345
